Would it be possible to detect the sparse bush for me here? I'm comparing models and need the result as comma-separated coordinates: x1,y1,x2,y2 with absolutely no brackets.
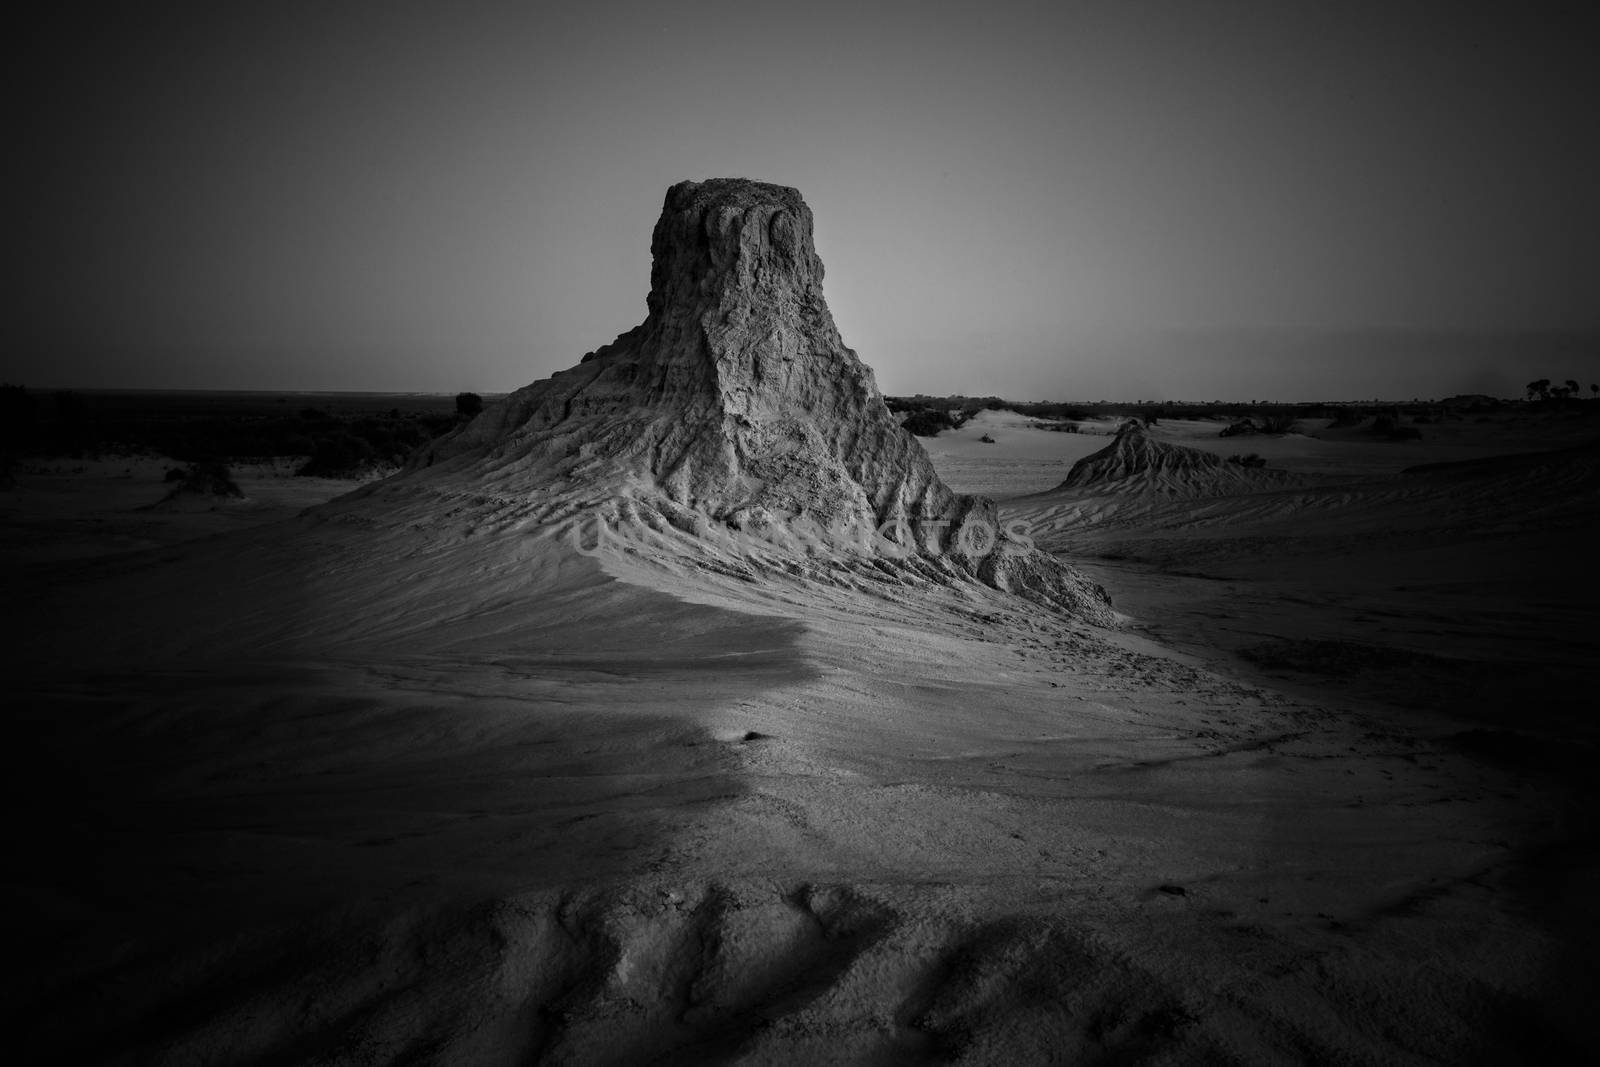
1,384,38,449
175,461,243,497
298,433,378,476
1219,418,1257,438
51,390,97,455
1260,414,1296,434
1015,403,1089,421
901,408,958,437
979,433,996,444
1327,409,1363,428
1226,453,1267,468
1368,413,1422,440
455,392,484,418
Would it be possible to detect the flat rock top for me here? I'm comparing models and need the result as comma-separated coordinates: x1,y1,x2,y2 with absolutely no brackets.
646,177,823,316
664,177,806,215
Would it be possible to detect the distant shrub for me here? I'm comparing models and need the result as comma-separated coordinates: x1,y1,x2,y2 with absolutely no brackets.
1226,453,1267,468
298,433,378,476
1,384,38,449
1260,414,1296,434
901,408,958,437
163,467,186,482
1015,403,1090,421
176,461,243,497
1219,419,1257,438
455,392,484,417
1369,413,1422,441
979,433,996,443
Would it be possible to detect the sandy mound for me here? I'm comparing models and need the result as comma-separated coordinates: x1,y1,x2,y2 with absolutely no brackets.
1054,420,1300,496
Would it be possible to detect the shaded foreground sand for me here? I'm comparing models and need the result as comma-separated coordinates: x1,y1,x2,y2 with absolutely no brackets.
5,411,1597,1064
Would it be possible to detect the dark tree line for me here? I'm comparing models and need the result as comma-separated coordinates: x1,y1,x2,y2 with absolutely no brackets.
0,385,484,476
1525,378,1596,402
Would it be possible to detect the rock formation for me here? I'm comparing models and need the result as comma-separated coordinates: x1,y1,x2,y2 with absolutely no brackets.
401,178,1108,616
1054,420,1297,496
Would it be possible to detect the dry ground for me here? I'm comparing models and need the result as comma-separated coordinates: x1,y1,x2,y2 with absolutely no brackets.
4,411,1597,1064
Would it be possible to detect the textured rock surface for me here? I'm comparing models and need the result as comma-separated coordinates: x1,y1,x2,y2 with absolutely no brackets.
402,178,1108,615
1055,420,1298,496
419,181,976,539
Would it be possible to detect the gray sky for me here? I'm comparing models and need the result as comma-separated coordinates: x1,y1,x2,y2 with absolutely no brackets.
13,1,1598,399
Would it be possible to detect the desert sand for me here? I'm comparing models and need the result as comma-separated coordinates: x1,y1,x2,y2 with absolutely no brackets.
6,183,1597,1065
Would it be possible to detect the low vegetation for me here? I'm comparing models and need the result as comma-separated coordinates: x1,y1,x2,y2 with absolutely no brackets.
887,386,1599,441
1369,413,1424,441
167,460,244,498
1525,378,1597,402
895,406,968,437
0,386,482,476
